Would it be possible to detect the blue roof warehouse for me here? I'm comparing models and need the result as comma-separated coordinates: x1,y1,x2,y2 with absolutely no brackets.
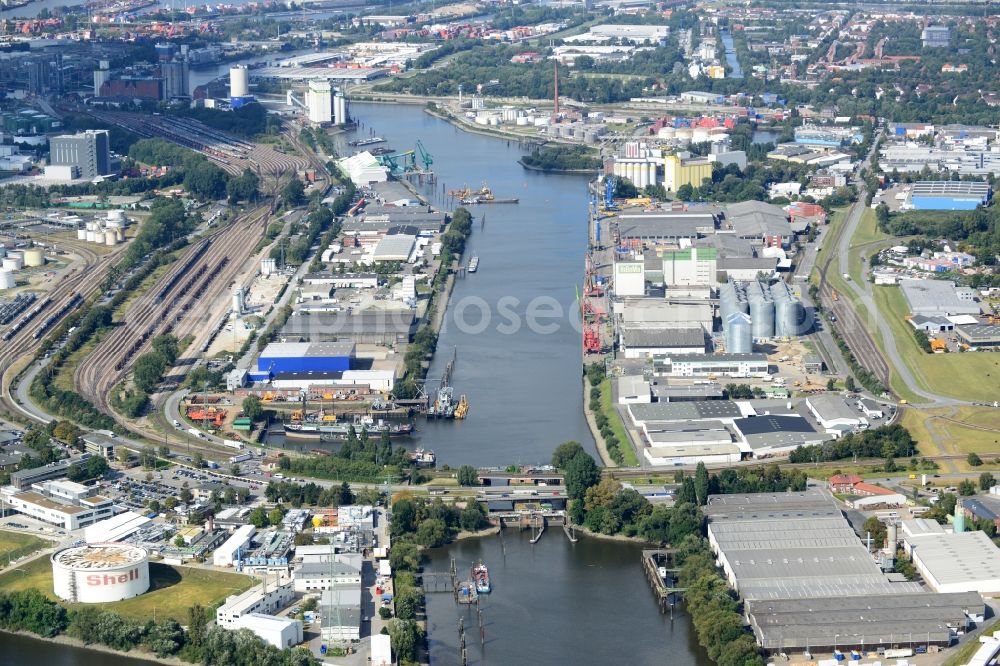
256,342,355,377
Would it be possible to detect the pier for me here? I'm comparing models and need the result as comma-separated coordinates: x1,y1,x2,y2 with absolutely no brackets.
642,549,684,613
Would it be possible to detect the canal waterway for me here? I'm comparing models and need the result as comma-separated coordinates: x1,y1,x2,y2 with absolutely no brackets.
720,30,744,79
424,532,710,666
307,101,600,468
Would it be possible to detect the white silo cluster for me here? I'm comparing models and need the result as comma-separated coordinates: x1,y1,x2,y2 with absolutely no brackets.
719,279,808,345
77,210,128,246
611,141,661,190
3,249,24,271
0,247,12,288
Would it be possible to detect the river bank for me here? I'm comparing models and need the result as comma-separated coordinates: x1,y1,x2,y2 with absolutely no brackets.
517,159,598,175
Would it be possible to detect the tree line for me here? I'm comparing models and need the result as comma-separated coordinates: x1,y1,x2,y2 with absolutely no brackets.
787,424,915,464
0,590,319,665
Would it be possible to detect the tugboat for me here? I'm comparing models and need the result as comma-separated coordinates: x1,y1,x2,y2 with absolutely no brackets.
472,561,491,594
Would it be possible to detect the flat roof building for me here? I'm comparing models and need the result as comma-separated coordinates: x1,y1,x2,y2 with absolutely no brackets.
806,394,864,435
231,613,302,650
731,414,831,456
652,353,769,378
909,180,990,210
900,279,980,317
216,579,294,628
616,211,715,243
956,324,1000,348
628,400,745,425
908,530,1000,595
620,327,706,358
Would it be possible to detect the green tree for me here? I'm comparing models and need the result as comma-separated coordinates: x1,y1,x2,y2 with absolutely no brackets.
338,481,354,505
863,516,888,549
174,535,185,547
187,604,207,647
247,506,269,527
959,479,977,496
133,351,167,393
281,178,305,207
694,462,710,506
845,376,856,392
151,334,179,364
980,472,997,491
457,464,478,486
242,395,263,421
968,452,983,467
394,587,422,621
551,440,586,468
564,451,601,501
268,505,286,526
826,378,836,391
414,518,448,547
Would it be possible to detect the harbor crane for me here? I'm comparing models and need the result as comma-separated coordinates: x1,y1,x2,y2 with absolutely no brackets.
416,139,434,170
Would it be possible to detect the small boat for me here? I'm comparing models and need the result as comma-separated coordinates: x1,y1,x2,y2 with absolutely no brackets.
472,561,491,594
460,183,518,205
407,448,436,467
349,136,385,147
468,256,479,273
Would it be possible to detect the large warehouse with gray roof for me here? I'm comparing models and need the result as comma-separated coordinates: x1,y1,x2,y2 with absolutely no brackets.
705,491,985,652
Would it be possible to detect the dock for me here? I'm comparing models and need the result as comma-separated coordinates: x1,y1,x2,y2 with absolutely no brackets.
642,549,685,613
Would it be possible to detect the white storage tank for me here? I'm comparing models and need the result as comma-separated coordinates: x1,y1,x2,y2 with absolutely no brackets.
51,544,150,604
230,65,249,98
115,228,124,242
86,231,97,243
2,257,22,271
22,248,44,267
105,231,117,246
76,228,87,241
6,250,22,261
0,268,15,290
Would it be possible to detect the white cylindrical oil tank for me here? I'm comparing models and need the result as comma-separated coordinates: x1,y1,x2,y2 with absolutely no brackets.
76,228,87,240
116,228,124,242
22,248,44,267
105,231,117,246
0,269,15,290
86,231,96,243
2,257,22,271
107,209,124,224
51,544,150,604
647,162,657,187
6,250,22,261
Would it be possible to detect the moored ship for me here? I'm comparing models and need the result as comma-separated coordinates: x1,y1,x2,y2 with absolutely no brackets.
472,561,491,594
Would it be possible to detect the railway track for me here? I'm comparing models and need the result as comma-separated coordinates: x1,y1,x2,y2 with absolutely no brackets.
815,200,892,390
0,247,122,419
74,205,272,415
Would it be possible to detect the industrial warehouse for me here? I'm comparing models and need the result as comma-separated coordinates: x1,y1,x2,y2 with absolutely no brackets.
705,492,987,653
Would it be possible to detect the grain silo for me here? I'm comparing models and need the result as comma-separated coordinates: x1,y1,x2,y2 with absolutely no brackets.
746,280,774,340
725,311,753,353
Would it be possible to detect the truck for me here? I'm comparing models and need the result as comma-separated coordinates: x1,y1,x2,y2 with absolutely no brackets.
229,452,252,464
884,648,913,659
187,428,205,439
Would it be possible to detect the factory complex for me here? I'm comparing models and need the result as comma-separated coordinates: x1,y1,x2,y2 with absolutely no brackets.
706,492,989,653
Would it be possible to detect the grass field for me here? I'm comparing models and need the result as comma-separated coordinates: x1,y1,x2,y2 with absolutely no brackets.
0,531,49,564
904,406,1000,458
0,557,253,621
599,379,639,466
877,286,1000,403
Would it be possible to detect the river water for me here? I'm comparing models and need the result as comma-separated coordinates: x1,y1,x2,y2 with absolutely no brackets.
424,533,709,666
0,100,705,665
